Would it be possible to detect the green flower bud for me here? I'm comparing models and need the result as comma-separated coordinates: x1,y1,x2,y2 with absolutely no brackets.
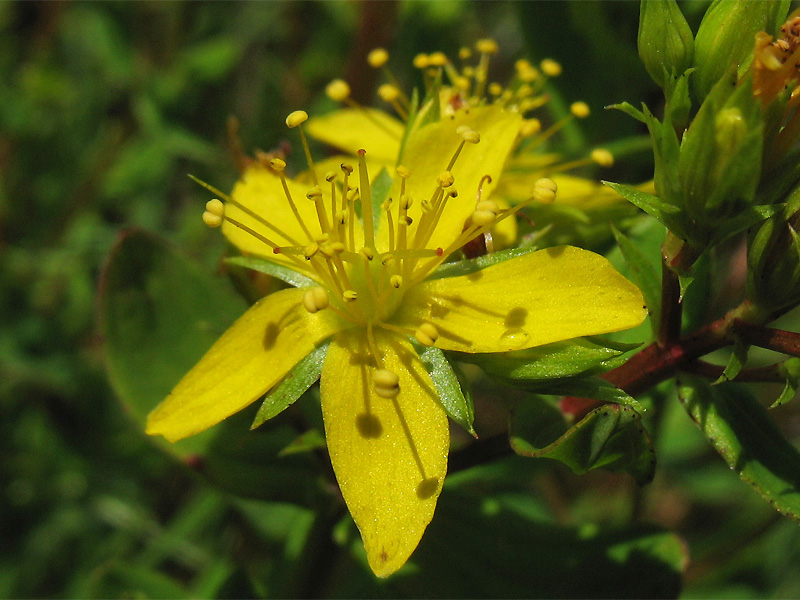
678,71,763,243
747,201,800,315
638,0,694,89
693,0,791,101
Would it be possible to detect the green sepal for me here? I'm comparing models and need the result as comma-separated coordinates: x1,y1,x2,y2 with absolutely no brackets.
714,335,749,384
603,182,688,241
663,67,694,131
678,376,800,521
509,397,656,485
225,255,315,288
430,247,534,280
608,101,646,123
418,346,476,436
459,337,640,382
396,87,420,166
612,225,660,337
772,357,800,408
709,203,779,247
278,428,327,456
251,343,329,429
641,103,684,216
370,167,393,235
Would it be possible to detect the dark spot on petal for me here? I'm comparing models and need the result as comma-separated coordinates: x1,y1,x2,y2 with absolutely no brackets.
356,413,382,438
417,477,439,499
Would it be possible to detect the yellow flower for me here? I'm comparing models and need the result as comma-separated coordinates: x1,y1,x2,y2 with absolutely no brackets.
306,41,628,249
146,105,646,577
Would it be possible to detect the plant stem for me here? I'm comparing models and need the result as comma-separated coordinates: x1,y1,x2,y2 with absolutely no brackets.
733,319,800,358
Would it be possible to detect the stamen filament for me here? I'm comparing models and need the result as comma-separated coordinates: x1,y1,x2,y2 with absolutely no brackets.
296,123,319,186
278,174,315,243
357,150,375,248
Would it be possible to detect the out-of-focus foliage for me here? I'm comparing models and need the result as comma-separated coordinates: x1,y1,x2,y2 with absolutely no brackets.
3,1,800,598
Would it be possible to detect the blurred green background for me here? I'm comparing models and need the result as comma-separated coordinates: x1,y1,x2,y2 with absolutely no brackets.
3,1,800,597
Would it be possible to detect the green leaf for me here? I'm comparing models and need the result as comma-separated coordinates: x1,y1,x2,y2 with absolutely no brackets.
773,357,800,407
715,335,749,384
509,397,656,485
608,101,646,123
370,167,393,234
251,343,328,429
603,181,688,241
612,225,660,336
678,376,800,521
224,255,315,288
418,346,476,436
460,337,640,382
99,229,247,455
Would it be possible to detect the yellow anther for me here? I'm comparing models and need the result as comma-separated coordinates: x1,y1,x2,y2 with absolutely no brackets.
306,185,323,199
519,118,542,137
325,171,337,182
459,47,472,60
270,158,287,172
205,198,224,216
341,163,354,175
472,210,496,227
373,369,400,398
396,165,411,179
591,148,614,167
540,58,562,77
414,322,440,346
367,48,389,68
413,53,430,69
515,58,533,72
400,194,413,209
390,274,403,288
378,83,401,102
533,178,558,204
304,243,319,259
437,171,455,188
321,242,346,258
326,79,351,102
455,76,471,91
360,247,375,261
343,290,358,302
449,188,458,198
457,127,480,144
570,101,590,118
316,233,330,243
302,287,329,314
429,51,448,66
516,83,533,98
463,66,475,78
381,255,395,266
286,110,309,128
488,82,503,96
336,209,348,225
476,38,499,54
476,200,499,213
202,210,223,228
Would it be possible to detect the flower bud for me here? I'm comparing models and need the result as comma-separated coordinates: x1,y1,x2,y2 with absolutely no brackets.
637,0,694,89
747,201,800,315
693,0,789,101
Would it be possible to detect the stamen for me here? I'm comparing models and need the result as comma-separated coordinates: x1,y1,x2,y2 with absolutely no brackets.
326,79,351,102
373,368,400,399
540,58,562,77
306,185,332,235
414,322,440,347
272,158,315,243
286,110,319,186
202,199,224,228
368,48,389,68
302,287,329,313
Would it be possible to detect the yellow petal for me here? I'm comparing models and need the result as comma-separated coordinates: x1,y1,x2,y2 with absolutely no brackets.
305,108,404,165
392,246,647,353
224,165,364,274
377,105,521,252
320,328,449,577
146,287,344,441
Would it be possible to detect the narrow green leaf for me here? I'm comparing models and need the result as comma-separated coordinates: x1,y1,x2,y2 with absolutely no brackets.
279,428,327,456
612,225,660,336
370,167,393,234
607,101,646,123
604,181,688,241
509,397,656,485
225,255,315,288
715,335,749,384
678,376,800,521
419,346,476,436
251,343,329,429
773,357,800,407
